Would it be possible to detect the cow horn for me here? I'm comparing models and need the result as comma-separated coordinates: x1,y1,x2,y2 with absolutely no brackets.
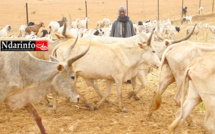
63,35,79,60
171,24,196,44
147,29,155,46
67,40,91,66
62,22,67,36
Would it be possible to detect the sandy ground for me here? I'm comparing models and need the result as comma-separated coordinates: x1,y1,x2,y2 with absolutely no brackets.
0,0,215,134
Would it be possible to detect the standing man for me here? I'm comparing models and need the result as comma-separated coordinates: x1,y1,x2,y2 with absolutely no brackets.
110,6,135,38
110,6,135,84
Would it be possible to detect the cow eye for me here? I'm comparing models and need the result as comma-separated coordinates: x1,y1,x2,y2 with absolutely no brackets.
71,76,75,80
152,51,155,53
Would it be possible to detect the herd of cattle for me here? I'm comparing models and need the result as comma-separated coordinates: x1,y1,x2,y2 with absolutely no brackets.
0,15,215,134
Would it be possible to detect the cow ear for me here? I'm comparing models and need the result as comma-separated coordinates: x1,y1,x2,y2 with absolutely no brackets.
50,56,59,62
138,42,146,49
56,64,64,71
165,40,171,46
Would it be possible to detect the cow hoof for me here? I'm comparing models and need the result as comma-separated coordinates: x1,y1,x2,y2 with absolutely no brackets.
134,95,141,101
128,91,135,99
48,104,53,108
188,122,199,128
85,104,91,108
122,107,128,113
105,100,110,103
94,107,97,110
123,110,128,113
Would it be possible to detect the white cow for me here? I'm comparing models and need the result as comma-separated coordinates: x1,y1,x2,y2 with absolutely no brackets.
0,44,90,133
52,31,161,113
149,40,215,126
80,26,195,101
169,52,215,134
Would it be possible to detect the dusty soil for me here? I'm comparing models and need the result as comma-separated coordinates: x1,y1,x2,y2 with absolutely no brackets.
0,0,215,134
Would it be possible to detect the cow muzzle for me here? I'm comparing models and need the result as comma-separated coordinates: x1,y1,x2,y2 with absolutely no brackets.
70,95,80,103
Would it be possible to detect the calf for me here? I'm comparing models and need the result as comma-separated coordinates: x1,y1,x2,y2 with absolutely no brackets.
25,22,45,35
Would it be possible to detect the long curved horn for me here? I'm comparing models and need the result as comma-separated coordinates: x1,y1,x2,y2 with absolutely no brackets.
67,40,91,67
62,22,67,36
63,35,79,60
171,24,196,44
147,29,155,46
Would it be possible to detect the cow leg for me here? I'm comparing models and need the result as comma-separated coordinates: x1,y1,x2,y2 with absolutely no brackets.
204,100,215,133
92,80,104,98
94,80,113,110
131,77,137,92
169,81,201,134
25,104,47,134
86,80,110,103
45,94,53,107
44,89,58,113
174,78,196,127
115,77,128,113
85,80,104,98
18,31,21,37
149,64,175,114
128,76,137,98
51,91,58,113
128,72,146,100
